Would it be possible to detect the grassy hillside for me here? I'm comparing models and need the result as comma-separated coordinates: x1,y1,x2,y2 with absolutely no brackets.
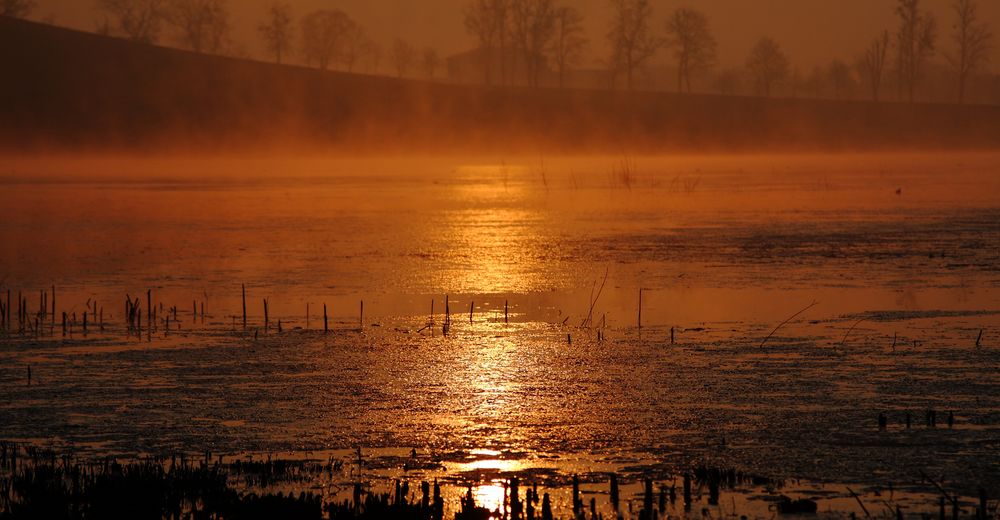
2,15,999,152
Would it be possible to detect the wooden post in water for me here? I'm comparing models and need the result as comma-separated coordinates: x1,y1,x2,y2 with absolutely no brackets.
572,474,581,518
469,301,474,324
638,288,643,329
643,478,653,517
610,474,620,512
359,300,364,328
263,298,269,332
430,299,434,323
504,300,508,323
323,304,328,333
242,284,247,331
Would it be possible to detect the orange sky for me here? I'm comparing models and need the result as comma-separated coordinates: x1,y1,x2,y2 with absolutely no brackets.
34,0,1000,71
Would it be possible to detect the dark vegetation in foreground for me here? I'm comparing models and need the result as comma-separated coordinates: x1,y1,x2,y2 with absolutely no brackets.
1,442,996,520
0,441,786,520
2,16,1000,153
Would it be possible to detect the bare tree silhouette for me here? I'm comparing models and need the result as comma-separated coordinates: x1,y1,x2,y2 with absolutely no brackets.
391,38,416,78
96,0,164,44
361,39,382,74
258,1,292,64
746,37,789,97
665,7,716,94
300,9,351,70
550,6,587,88
827,59,854,100
0,0,34,18
464,0,511,86
607,0,658,90
510,0,556,87
895,0,936,103
947,0,991,104
340,21,370,72
167,0,229,54
421,48,441,78
858,30,890,102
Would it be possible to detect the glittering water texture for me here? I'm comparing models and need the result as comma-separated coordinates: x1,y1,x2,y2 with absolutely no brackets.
1,153,999,516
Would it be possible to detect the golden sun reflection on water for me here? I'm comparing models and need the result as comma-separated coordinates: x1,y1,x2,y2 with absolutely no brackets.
452,450,528,512
438,164,551,294
473,483,507,513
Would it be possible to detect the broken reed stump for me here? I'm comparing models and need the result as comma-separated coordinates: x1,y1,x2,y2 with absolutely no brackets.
683,473,692,508
242,284,247,331
263,298,269,332
51,285,55,327
975,329,983,348
146,290,151,329
504,300,508,323
323,303,328,333
469,301,474,324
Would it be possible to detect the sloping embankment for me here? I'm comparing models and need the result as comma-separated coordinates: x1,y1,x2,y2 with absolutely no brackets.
2,16,999,153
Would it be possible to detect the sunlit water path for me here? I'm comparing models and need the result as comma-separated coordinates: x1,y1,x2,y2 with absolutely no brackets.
1,153,999,517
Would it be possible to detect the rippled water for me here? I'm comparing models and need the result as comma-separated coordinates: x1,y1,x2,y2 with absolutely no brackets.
1,153,999,516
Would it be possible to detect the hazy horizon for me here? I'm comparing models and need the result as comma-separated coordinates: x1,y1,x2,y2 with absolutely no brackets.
31,0,1000,72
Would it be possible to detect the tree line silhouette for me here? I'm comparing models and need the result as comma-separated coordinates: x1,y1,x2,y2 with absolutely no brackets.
1,0,995,103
